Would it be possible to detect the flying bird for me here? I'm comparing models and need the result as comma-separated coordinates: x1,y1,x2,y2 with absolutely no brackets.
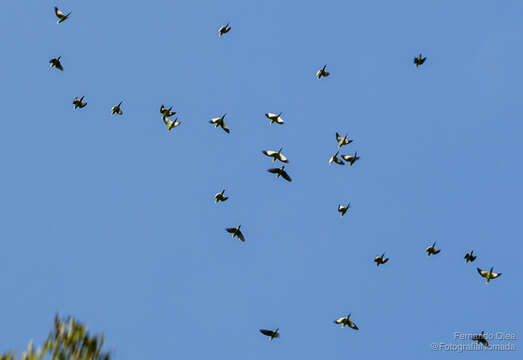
374,253,389,266
472,331,489,348
54,7,71,24
163,117,180,131
259,328,280,341
267,166,292,182
414,53,426,68
111,101,123,115
264,112,284,125
215,190,228,203
209,114,230,133
329,151,344,166
226,225,245,242
338,203,350,217
316,64,330,79
160,105,176,120
49,56,63,71
72,96,87,110
341,152,360,166
262,148,289,163
336,133,353,148
218,23,231,37
426,242,441,256
477,267,502,284
334,314,359,330
464,250,476,264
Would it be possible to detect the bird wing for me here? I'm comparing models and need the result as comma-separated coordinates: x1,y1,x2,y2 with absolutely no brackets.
338,205,344,211
336,132,342,142
382,258,389,264
266,113,277,119
278,154,289,163
268,168,280,174
341,155,352,161
324,71,330,76
349,322,359,330
491,272,502,279
281,170,292,182
56,62,63,71
263,150,277,157
223,127,230,133
55,7,65,18
334,317,345,324
237,230,245,242
275,117,284,124
334,157,344,165
260,329,273,336
210,118,220,124
225,228,235,234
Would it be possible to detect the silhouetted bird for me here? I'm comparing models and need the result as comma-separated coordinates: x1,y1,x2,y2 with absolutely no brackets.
426,242,441,256
472,331,489,348
338,203,350,217
334,314,359,330
264,112,284,125
259,328,280,341
72,96,87,110
226,225,245,242
414,54,426,67
218,23,231,37
215,190,228,203
374,253,389,266
329,151,344,166
316,64,330,79
464,250,476,264
54,7,71,24
267,166,292,182
111,101,123,115
49,57,63,71
209,114,230,133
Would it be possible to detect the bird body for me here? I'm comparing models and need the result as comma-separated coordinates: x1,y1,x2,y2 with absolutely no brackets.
215,190,228,203
259,328,280,341
72,96,87,109
477,267,502,283
374,253,389,266
262,148,288,163
267,166,292,182
341,152,360,166
414,53,426,67
334,314,359,330
218,23,231,37
464,250,476,264
329,151,344,166
50,57,63,71
226,225,245,242
338,203,350,216
210,114,230,133
316,64,330,79
111,101,123,115
426,242,441,256
264,112,284,125
54,7,71,24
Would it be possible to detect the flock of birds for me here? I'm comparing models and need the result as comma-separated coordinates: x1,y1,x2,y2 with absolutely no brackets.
50,6,503,347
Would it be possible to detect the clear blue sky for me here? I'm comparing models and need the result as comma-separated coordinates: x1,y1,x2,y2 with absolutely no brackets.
1,0,521,359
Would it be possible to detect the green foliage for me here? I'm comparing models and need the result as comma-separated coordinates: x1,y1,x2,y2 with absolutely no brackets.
1,316,111,360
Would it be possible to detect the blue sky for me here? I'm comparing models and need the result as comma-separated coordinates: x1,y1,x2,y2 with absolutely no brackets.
0,0,522,358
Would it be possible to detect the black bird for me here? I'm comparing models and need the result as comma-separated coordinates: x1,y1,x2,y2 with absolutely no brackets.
50,57,63,71
374,253,389,266
267,166,292,182
464,250,476,264
414,53,426,67
259,328,280,341
225,225,245,242
472,331,489,348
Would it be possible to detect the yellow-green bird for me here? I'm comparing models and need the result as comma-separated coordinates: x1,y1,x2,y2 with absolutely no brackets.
464,250,476,264
72,96,87,110
54,7,71,24
215,190,228,203
414,53,426,67
426,242,441,256
262,148,289,163
316,64,330,79
49,56,63,71
209,114,230,133
334,314,359,330
477,267,502,284
341,152,360,166
336,132,352,148
218,23,231,37
472,331,489,348
111,101,123,115
374,253,389,266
